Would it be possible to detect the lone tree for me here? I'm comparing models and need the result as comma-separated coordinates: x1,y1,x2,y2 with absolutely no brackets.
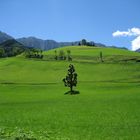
63,64,78,93
67,50,72,61
54,50,58,60
100,51,103,62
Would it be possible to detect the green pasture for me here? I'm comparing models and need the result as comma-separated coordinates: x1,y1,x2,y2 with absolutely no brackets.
0,46,140,139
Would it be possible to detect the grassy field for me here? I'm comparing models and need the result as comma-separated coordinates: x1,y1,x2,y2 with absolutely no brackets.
0,46,140,139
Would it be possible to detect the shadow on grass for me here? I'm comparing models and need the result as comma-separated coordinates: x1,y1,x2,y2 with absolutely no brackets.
64,90,80,95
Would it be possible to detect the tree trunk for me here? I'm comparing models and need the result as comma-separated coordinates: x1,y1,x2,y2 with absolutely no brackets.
70,86,73,93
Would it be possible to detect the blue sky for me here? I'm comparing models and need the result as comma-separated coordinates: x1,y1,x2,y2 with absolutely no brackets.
0,0,140,50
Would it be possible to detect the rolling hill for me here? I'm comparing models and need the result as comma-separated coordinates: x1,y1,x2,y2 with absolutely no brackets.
0,46,140,139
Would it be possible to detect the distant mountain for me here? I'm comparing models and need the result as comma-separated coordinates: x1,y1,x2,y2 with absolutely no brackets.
17,37,65,50
135,48,140,52
108,46,128,50
17,37,96,50
0,39,25,57
17,37,73,50
95,43,106,47
0,31,13,44
0,30,124,51
17,37,47,50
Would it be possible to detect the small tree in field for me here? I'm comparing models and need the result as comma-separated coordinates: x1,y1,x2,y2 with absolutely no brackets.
54,50,58,60
100,51,103,62
59,50,66,60
63,64,78,94
67,50,72,61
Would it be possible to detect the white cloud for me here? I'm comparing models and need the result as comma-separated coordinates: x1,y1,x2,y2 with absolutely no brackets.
131,28,140,36
112,30,131,37
112,27,140,50
131,36,140,51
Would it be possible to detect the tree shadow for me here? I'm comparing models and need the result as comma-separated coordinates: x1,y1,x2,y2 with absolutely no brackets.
64,90,80,95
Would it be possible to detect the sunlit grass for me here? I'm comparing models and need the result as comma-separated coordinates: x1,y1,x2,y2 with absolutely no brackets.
0,46,140,139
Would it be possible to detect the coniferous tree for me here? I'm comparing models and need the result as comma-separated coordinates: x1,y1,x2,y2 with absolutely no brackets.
63,64,78,93
100,51,103,62
54,50,58,60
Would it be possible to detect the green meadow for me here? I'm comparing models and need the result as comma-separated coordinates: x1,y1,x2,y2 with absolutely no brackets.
0,46,140,139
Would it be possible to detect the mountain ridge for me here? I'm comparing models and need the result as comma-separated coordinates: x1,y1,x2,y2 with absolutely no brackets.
0,30,128,51
0,31,14,44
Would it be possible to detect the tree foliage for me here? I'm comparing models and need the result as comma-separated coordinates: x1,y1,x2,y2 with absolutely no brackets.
100,51,103,62
79,39,95,46
63,64,78,93
59,50,66,60
25,48,43,59
81,39,87,46
54,50,58,60
54,50,72,61
67,50,72,61
0,39,25,57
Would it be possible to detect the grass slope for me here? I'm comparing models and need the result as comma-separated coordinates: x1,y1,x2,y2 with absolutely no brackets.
44,46,140,63
0,46,140,139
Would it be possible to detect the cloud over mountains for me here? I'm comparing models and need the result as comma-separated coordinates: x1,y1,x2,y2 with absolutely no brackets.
113,28,140,51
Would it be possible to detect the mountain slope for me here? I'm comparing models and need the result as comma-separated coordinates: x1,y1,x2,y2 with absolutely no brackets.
0,39,25,57
17,37,96,50
0,31,131,51
0,31,127,51
0,31,13,43
136,48,140,52
17,37,78,50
